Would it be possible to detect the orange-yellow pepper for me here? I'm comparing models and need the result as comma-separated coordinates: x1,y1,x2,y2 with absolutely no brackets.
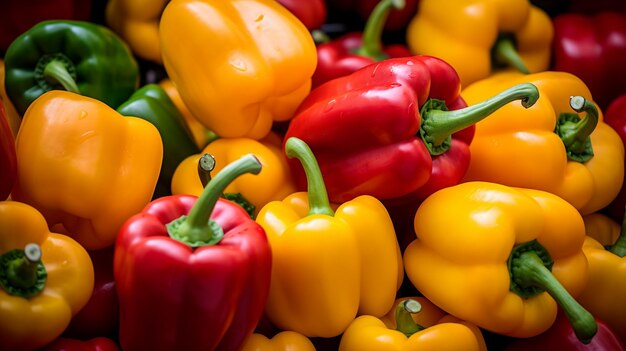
241,331,316,351
578,213,626,343
256,138,403,338
339,297,486,351
0,200,94,351
11,91,163,250
105,0,166,63
406,0,552,87
462,71,625,215
171,132,296,217
404,182,596,342
0,59,20,137
159,0,317,139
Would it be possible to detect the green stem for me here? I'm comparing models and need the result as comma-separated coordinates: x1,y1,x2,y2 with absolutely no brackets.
44,60,80,93
556,96,597,162
197,153,216,188
609,210,626,257
511,250,597,343
0,243,47,297
420,83,539,155
312,30,331,45
353,0,405,61
284,137,334,216
166,154,262,247
492,34,530,74
395,299,425,337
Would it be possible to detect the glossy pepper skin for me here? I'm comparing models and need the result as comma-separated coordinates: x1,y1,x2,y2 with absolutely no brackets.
0,59,21,137
40,337,120,351
0,100,16,200
339,298,485,351
4,20,139,116
601,93,626,222
276,0,326,30
407,0,553,87
404,182,597,341
117,84,200,198
285,56,539,203
11,91,163,250
0,201,94,351
462,71,625,215
312,0,412,89
172,133,296,217
115,155,271,351
241,331,316,351
160,0,317,140
577,213,626,343
552,12,626,110
256,137,403,338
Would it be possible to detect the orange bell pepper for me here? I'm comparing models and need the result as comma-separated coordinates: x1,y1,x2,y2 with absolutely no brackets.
241,331,316,351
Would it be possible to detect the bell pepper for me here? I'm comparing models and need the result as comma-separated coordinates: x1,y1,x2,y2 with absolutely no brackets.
0,200,94,351
0,59,21,137
256,137,403,338
551,12,626,110
117,83,200,198
504,310,626,351
0,100,16,201
40,337,120,351
461,71,625,215
601,93,626,221
312,0,412,89
11,90,163,250
339,298,485,351
159,0,317,140
172,132,296,218
241,331,316,351
404,182,597,342
115,154,271,351
285,56,539,203
276,0,327,30
327,0,420,32
576,212,626,344
406,0,553,87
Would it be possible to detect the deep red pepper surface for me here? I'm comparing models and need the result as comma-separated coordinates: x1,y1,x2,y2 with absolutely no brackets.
551,12,626,110
285,56,472,203
601,93,626,221
0,100,16,200
39,337,120,351
276,0,327,30
114,195,272,351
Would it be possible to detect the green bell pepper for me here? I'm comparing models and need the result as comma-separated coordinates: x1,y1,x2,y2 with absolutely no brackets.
117,84,200,198
4,20,139,115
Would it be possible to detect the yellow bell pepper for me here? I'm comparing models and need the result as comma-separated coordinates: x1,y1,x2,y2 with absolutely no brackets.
0,59,21,137
241,331,316,351
404,182,596,342
339,297,485,351
159,0,317,140
256,138,403,338
105,0,166,63
406,0,552,87
171,133,296,217
11,90,163,250
0,200,94,351
462,71,625,215
577,213,626,343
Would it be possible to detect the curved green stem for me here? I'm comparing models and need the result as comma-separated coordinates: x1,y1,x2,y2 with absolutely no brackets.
420,83,539,155
166,154,262,247
395,299,425,337
197,153,216,187
492,34,530,74
555,96,597,162
353,0,405,61
609,210,626,257
0,243,47,297
285,137,334,216
43,60,80,93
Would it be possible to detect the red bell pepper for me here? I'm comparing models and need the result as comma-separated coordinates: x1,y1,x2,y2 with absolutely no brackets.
601,93,626,222
114,154,271,351
285,56,539,203
0,99,16,200
312,0,412,89
40,337,119,351
327,0,419,32
551,12,626,110
504,310,626,351
276,0,327,30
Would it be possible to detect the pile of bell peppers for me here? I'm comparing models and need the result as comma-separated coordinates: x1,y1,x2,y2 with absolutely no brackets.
2,0,626,350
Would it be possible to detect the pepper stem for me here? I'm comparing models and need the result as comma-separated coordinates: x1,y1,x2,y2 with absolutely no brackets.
353,0,405,61
511,250,597,343
609,209,626,257
0,243,47,297
395,299,425,337
420,83,539,155
555,96,597,162
166,154,262,247
492,34,530,74
285,137,334,216
197,153,216,187
43,60,80,93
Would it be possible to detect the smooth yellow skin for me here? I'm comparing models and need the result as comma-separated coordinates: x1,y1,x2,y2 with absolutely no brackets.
406,0,553,87
160,0,317,139
0,59,21,137
403,182,589,338
105,0,166,63
171,134,296,215
241,331,316,351
256,193,403,338
462,71,625,215
578,213,626,342
12,91,163,250
0,201,94,351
